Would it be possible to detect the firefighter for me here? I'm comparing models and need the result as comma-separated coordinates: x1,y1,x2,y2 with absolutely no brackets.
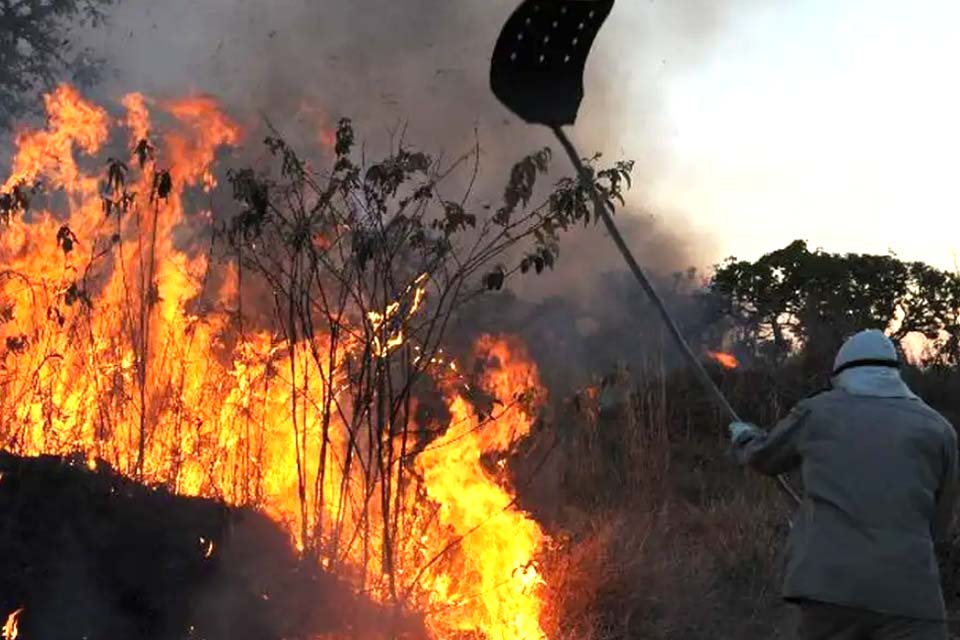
730,329,958,639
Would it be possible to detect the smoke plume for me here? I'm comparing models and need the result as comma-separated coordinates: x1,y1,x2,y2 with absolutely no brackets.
30,0,763,383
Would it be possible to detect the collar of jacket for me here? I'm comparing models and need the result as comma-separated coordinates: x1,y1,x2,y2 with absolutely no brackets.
832,365,918,399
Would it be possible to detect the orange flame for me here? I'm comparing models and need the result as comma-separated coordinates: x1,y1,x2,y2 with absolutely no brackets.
367,273,429,357
416,336,547,638
706,350,739,369
4,85,109,193
295,100,338,150
2,608,22,640
0,85,549,639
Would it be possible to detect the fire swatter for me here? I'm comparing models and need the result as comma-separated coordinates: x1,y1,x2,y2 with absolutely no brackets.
490,0,800,506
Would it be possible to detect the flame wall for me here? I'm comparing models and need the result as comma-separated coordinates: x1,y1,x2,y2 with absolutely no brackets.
0,86,548,640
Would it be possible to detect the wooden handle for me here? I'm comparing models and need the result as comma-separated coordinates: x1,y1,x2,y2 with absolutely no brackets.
550,125,800,506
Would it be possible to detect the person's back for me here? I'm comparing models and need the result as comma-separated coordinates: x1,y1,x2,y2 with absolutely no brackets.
730,330,958,640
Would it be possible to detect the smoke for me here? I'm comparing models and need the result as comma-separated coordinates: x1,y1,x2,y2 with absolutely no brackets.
0,5,754,635
68,0,749,361
79,4,743,227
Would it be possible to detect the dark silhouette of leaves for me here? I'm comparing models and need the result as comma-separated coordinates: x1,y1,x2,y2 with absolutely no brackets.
56,225,78,255
106,158,128,192
365,149,432,211
64,282,92,308
431,201,476,236
0,182,36,224
151,169,173,203
709,240,960,367
483,267,506,291
226,168,270,241
496,147,551,226
47,306,65,327
352,231,378,272
5,334,28,353
0,0,114,130
134,137,155,169
334,118,354,158
146,282,160,307
265,136,307,182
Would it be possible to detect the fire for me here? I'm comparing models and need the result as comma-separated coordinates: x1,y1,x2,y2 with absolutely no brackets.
0,85,550,639
2,608,22,640
4,85,109,193
416,336,547,639
706,350,739,369
367,273,429,357
295,99,339,150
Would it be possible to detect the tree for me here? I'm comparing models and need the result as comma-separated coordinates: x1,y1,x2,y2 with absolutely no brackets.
0,0,113,130
707,240,960,367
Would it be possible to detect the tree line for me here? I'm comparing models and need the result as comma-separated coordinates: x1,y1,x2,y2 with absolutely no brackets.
704,239,960,369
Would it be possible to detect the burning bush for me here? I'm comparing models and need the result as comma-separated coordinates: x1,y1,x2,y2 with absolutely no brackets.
0,84,634,638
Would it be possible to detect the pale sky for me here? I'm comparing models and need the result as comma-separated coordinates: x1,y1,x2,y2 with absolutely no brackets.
621,0,960,271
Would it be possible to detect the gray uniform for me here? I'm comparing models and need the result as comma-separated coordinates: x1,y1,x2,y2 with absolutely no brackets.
734,388,958,636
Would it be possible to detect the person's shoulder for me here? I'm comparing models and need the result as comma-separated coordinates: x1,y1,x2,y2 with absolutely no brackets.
930,408,957,440
803,386,835,401
796,387,843,409
909,400,957,440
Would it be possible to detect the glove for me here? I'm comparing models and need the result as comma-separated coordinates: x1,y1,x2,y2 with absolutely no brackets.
728,421,756,445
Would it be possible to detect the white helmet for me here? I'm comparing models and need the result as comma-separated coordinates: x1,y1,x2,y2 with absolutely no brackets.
833,329,900,376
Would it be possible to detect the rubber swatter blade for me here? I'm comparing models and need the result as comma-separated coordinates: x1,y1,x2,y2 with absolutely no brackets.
491,0,616,126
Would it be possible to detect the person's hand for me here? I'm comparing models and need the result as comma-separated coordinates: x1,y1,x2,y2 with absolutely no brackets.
728,421,756,445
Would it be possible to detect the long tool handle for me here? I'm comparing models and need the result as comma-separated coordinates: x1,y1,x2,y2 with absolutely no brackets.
551,126,800,506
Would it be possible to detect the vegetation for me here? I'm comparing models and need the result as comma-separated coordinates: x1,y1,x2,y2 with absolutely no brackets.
232,123,958,634
513,240,960,639
519,350,960,638
219,118,634,591
0,81,640,637
706,240,960,369
0,0,112,129
3,68,960,638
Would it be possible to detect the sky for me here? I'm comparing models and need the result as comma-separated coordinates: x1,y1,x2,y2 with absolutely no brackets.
618,0,960,271
66,0,960,277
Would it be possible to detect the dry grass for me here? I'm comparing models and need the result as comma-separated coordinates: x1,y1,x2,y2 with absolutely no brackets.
517,364,804,640
522,358,960,638
536,498,794,640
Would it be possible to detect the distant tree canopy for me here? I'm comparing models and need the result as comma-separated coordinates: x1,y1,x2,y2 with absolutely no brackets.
0,0,113,130
707,240,960,367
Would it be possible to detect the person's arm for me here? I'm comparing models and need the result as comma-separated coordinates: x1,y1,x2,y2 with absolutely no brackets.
732,402,811,476
933,422,959,544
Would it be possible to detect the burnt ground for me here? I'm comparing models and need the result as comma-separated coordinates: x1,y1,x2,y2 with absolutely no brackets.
0,453,425,640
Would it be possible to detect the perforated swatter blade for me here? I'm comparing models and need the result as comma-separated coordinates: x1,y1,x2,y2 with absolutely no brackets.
490,0,616,126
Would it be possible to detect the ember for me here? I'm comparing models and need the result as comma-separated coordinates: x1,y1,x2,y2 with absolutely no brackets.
200,536,216,559
706,350,739,370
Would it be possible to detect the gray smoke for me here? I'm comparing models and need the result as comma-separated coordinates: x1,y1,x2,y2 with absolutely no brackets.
63,0,759,381
70,1,744,279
